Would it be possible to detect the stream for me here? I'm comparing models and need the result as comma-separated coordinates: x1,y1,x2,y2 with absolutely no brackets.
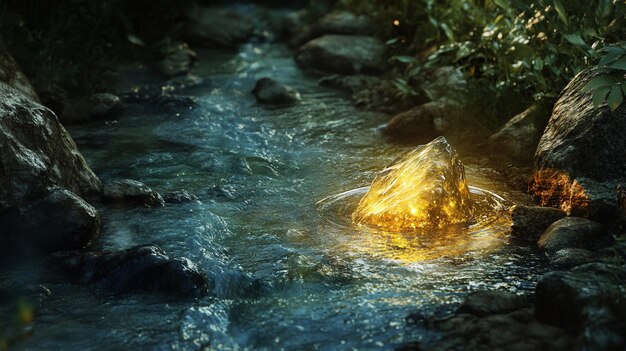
4,5,548,350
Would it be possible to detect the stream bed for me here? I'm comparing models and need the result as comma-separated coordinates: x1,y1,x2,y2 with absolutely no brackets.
4,7,548,350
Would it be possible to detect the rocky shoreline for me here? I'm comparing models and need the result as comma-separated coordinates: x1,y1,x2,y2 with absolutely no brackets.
1,2,625,350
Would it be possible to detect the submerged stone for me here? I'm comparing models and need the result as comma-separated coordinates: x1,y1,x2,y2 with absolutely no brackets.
353,136,473,230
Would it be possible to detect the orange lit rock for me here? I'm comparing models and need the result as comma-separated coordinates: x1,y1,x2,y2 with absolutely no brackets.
352,136,473,230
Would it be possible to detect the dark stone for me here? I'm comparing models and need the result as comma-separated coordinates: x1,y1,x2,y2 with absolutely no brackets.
156,42,197,77
536,263,626,348
531,68,626,219
0,82,101,212
537,217,610,253
413,308,578,350
509,205,567,242
383,101,484,142
318,74,381,94
60,93,124,124
618,185,626,236
0,186,99,255
252,78,300,105
0,38,39,102
102,179,164,207
489,104,550,162
54,245,209,297
37,83,68,116
182,6,254,48
289,11,374,48
163,190,198,204
295,35,385,75
458,290,530,317
549,248,597,269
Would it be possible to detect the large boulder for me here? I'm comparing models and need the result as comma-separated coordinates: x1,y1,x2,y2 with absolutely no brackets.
531,68,626,219
0,38,39,102
0,186,99,255
295,35,385,75
457,290,529,317
537,217,610,253
0,83,101,212
54,245,209,297
182,6,254,48
156,42,197,77
489,104,550,162
535,263,626,349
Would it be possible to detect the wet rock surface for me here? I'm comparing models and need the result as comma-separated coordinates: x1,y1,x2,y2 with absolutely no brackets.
0,82,101,212
163,190,198,204
0,186,99,255
295,35,385,75
383,100,484,142
319,74,381,94
60,93,124,124
102,179,164,207
252,77,300,105
457,290,530,317
0,38,39,102
489,104,549,162
289,11,373,48
182,6,254,48
509,205,566,242
537,217,610,253
536,263,626,347
532,68,626,217
54,245,209,297
549,248,597,269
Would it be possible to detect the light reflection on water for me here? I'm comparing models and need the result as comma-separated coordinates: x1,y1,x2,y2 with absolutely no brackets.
3,7,547,350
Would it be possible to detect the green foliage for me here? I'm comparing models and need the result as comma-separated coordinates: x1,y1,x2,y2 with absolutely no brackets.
584,44,626,111
339,0,626,115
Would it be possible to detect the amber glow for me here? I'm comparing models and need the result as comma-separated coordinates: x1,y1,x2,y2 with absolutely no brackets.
530,169,589,215
352,137,474,231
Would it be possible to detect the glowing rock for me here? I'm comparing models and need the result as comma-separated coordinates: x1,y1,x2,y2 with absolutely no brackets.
352,136,473,230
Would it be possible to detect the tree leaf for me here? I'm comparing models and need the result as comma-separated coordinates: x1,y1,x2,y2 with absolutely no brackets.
592,86,611,108
127,34,145,46
583,76,618,92
553,0,568,25
608,59,626,71
598,52,624,67
394,56,418,64
607,85,624,111
563,34,588,48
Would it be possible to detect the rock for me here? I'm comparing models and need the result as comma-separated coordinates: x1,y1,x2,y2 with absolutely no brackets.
549,248,597,269
163,190,198,204
295,35,385,75
54,245,209,297
537,217,610,253
289,11,374,48
0,38,39,102
38,83,68,116
458,290,530,317
319,74,381,94
420,66,467,103
353,136,473,230
412,308,578,350
531,68,626,219
0,186,99,255
383,100,483,142
535,263,626,348
182,6,254,48
102,179,164,207
157,42,197,77
60,93,124,124
509,205,566,242
489,104,550,162
0,82,101,212
252,78,300,105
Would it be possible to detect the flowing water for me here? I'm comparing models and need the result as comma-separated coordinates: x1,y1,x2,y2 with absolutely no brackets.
2,6,548,350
